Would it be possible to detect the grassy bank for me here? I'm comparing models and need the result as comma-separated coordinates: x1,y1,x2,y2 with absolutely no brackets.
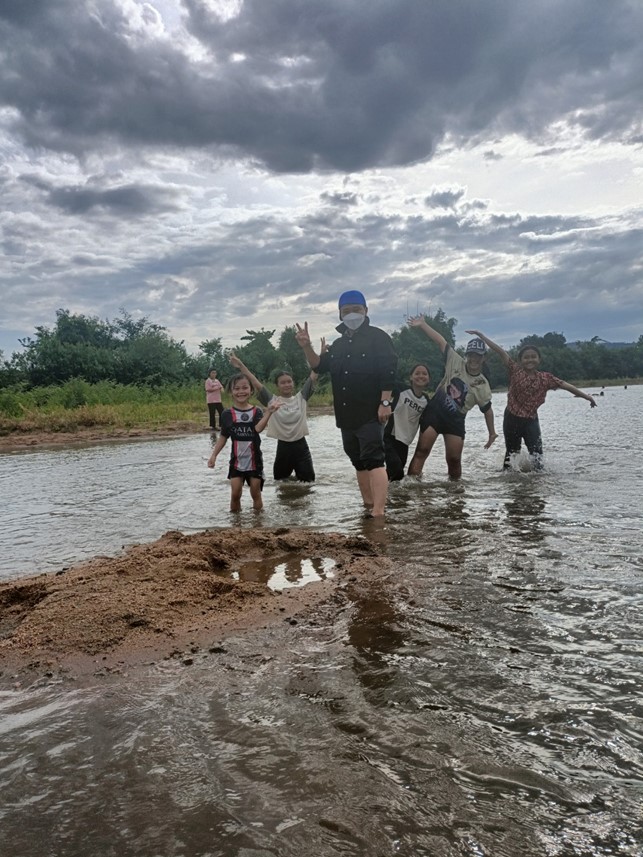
1,377,638,438
0,379,334,437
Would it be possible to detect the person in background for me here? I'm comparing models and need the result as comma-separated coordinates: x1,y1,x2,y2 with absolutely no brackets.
465,329,597,470
207,373,280,511
295,290,397,517
228,352,321,482
384,364,431,481
205,368,224,431
407,316,497,480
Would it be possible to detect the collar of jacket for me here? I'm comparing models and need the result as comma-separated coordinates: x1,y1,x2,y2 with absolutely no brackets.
335,316,371,335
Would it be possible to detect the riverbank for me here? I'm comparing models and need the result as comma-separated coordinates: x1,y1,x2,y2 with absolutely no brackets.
0,406,337,453
0,420,207,453
0,527,388,688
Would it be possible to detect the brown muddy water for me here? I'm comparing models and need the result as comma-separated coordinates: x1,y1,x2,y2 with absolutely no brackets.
0,387,641,856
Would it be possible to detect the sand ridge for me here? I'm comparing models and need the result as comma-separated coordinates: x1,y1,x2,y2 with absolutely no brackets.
0,527,387,686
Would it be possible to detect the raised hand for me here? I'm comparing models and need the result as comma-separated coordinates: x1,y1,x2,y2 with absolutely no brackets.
320,336,328,353
229,351,242,369
407,315,426,328
295,322,311,347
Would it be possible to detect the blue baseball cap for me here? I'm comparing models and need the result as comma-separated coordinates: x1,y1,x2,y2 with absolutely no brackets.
338,290,367,308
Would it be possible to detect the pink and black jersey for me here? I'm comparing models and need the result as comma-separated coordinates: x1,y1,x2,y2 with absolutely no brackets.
220,406,264,473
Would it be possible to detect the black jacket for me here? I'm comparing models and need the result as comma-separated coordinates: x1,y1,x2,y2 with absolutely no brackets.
317,318,397,429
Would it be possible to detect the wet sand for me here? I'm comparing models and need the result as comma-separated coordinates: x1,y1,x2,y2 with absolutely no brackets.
0,527,387,688
0,422,207,453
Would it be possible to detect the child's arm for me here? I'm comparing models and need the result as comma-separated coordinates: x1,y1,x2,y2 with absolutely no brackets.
207,434,228,468
482,406,499,448
302,337,325,393
301,370,318,401
407,315,448,353
295,322,321,369
229,352,263,394
303,343,325,397
465,329,511,366
558,381,597,407
255,401,282,433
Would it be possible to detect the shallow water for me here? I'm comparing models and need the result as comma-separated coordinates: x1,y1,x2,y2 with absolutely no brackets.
1,386,642,856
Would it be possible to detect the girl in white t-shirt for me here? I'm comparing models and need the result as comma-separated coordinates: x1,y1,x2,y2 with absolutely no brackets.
384,364,431,481
229,352,319,482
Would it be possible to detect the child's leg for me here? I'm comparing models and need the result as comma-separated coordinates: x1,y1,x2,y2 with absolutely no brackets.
273,441,295,480
503,409,522,469
523,417,544,470
407,426,439,475
293,440,315,482
444,434,465,480
229,477,244,512
249,477,263,510
384,436,406,481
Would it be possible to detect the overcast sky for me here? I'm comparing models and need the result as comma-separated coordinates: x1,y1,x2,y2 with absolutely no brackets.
1,0,642,360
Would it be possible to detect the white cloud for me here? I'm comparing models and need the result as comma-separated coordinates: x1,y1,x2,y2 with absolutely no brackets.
0,0,642,361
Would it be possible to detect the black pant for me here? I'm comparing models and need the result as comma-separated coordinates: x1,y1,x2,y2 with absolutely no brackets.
503,408,544,469
208,402,224,429
273,438,315,482
384,435,409,481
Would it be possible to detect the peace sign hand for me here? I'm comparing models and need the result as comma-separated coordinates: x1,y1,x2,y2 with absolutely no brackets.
295,322,311,347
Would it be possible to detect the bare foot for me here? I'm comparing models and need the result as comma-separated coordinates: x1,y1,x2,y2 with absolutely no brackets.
230,502,241,512
253,501,263,511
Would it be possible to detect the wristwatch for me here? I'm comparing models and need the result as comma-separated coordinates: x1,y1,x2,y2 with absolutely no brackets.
380,399,391,408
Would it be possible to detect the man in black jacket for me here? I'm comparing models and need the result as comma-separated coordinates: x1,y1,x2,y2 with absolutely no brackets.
296,290,397,517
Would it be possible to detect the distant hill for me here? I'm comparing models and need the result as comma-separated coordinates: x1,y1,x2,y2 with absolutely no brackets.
569,341,634,351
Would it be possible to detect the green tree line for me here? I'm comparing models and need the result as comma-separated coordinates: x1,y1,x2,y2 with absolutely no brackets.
1,308,642,406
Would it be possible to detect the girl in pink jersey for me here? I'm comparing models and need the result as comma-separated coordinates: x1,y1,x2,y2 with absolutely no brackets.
467,329,596,470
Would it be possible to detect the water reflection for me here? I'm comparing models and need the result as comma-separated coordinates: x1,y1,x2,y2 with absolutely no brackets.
503,480,548,544
232,554,336,590
347,581,408,696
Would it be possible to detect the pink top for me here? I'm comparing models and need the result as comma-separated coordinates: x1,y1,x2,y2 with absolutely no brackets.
205,378,223,404
507,361,563,418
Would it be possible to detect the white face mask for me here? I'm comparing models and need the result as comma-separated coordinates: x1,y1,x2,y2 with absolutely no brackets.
342,312,365,331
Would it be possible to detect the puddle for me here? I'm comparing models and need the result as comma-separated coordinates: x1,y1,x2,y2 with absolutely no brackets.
230,555,336,590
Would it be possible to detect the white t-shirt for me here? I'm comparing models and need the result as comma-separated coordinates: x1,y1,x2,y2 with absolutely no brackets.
390,387,428,445
258,378,314,442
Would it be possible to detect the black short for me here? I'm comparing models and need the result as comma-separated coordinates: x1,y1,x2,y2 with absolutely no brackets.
273,438,315,482
419,401,466,439
227,467,264,489
341,420,385,471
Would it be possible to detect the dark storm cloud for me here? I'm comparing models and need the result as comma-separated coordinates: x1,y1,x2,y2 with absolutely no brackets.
424,187,466,209
1,0,641,172
18,173,182,216
46,183,180,216
320,191,360,206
